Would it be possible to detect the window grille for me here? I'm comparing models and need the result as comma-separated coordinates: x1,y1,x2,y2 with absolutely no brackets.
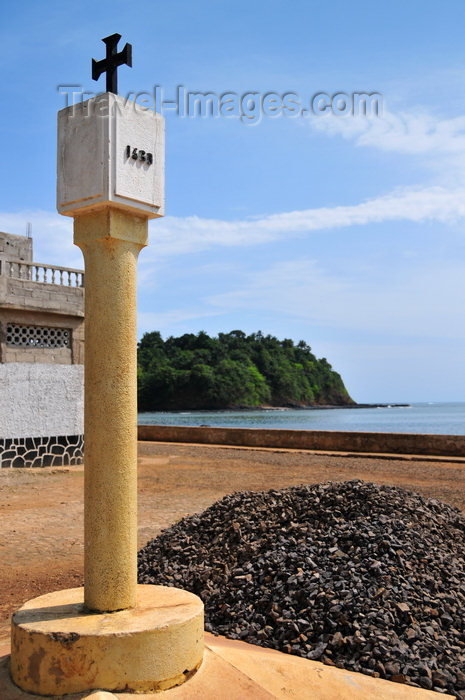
6,323,71,349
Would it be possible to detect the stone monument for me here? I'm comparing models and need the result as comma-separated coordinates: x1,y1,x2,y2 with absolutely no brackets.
9,34,204,695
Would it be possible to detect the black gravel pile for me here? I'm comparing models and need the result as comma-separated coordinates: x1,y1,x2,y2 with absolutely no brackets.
138,480,465,697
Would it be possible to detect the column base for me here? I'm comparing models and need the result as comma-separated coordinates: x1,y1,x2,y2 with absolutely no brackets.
10,585,204,696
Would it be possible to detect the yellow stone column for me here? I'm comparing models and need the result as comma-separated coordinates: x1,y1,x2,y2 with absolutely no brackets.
10,91,204,697
74,207,148,612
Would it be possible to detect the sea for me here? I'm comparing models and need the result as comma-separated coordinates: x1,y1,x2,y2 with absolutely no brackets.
138,402,465,436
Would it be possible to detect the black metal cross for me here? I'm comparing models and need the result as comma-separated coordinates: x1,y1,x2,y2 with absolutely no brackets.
92,34,132,95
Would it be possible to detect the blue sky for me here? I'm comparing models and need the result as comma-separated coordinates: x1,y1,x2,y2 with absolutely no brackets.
2,0,465,402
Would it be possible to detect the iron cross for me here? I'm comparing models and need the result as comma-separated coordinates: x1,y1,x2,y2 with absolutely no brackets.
92,34,132,95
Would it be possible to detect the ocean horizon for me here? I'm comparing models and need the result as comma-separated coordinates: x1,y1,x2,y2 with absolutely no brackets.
138,401,465,436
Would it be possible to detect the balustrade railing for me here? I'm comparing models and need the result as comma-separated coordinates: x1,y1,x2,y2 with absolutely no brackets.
2,261,84,288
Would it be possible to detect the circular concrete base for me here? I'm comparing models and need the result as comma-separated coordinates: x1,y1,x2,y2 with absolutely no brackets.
10,585,204,696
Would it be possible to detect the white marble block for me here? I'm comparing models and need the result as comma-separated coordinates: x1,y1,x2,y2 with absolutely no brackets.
57,93,164,218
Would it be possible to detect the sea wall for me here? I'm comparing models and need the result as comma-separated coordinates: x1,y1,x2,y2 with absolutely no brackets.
137,424,465,457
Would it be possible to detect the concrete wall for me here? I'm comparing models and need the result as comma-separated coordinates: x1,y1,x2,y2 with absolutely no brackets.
138,424,465,457
0,309,84,365
0,232,85,366
0,232,32,263
0,363,83,439
0,363,84,467
1,434,83,468
0,233,85,467
2,275,84,318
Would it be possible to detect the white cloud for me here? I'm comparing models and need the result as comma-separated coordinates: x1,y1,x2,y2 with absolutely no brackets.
4,184,465,271
311,109,465,156
205,257,465,341
310,108,465,184
0,211,81,268
141,185,465,259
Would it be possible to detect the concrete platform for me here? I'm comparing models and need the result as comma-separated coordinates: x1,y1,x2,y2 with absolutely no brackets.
0,632,452,699
10,586,204,695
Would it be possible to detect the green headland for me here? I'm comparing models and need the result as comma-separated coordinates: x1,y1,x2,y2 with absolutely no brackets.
137,330,354,411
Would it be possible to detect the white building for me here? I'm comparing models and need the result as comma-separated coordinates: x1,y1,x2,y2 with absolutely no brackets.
0,232,84,467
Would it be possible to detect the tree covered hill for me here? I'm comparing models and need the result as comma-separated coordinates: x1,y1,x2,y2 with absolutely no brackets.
137,330,354,411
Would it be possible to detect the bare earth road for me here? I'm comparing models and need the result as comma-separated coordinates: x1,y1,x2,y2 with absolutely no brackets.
1,441,464,643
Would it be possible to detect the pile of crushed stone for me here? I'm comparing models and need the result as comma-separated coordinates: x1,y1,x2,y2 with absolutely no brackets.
138,480,465,697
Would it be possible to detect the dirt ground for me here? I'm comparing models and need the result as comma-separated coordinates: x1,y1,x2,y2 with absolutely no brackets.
1,441,464,644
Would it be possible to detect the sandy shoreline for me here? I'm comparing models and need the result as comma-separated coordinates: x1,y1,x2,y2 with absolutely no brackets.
1,441,464,642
